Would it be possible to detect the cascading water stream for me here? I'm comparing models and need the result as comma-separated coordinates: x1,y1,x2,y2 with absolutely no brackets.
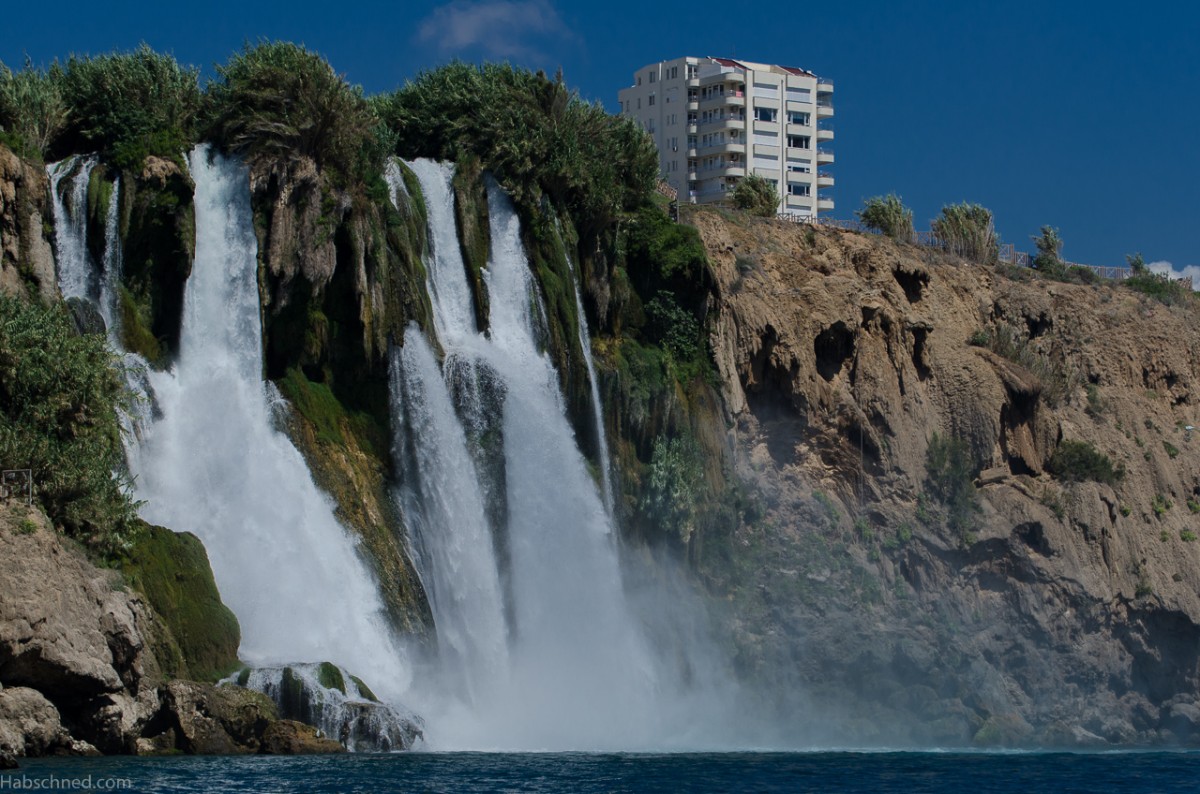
564,248,615,516
47,156,98,304
128,145,410,699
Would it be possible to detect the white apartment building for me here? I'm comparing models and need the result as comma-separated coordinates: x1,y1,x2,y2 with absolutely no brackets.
618,56,834,216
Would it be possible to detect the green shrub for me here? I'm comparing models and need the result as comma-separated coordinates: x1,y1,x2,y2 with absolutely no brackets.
56,45,200,167
732,173,778,218
1152,494,1171,517
0,59,68,159
204,41,377,186
1031,225,1065,278
924,432,979,538
1181,530,1198,543
0,295,138,557
1122,252,1192,306
1187,499,1200,514
1163,441,1180,459
641,434,705,544
857,194,914,242
932,202,998,263
1047,440,1124,485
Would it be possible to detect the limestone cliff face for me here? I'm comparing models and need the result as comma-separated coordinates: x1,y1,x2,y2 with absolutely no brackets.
0,148,56,302
692,208,1200,745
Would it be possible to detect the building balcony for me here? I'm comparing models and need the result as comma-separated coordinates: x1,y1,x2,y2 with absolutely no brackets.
687,123,698,134
687,100,699,111
817,172,834,187
785,146,812,159
817,78,834,94
698,93,746,111
785,196,812,210
817,128,834,142
816,102,834,119
696,141,745,156
697,117,745,132
817,148,835,164
818,197,835,211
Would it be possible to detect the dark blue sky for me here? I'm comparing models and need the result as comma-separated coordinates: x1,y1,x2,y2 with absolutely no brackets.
3,0,1195,275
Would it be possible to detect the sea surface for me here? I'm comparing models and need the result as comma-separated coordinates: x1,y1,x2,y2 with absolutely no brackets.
10,751,1200,793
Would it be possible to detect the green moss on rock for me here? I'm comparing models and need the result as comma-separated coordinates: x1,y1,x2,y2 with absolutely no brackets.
349,675,378,703
451,155,490,332
121,522,241,682
316,662,347,695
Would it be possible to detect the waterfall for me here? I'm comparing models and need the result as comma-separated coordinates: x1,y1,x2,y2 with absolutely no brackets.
98,173,122,338
128,145,410,700
390,330,509,706
565,249,615,515
391,162,716,750
47,156,98,304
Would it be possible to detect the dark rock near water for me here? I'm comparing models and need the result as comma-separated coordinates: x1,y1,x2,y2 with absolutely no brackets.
261,720,345,755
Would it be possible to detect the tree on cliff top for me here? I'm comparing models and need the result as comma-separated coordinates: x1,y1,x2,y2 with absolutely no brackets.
203,41,377,187
0,59,68,160
857,194,914,243
732,174,779,218
371,62,658,236
932,202,998,264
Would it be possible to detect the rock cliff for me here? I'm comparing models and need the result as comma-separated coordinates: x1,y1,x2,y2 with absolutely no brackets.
691,207,1200,745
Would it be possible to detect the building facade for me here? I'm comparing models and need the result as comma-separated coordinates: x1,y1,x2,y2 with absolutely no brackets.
618,56,833,216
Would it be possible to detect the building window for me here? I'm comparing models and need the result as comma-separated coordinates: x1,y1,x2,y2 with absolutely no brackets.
756,107,777,123
788,164,810,174
648,119,655,133
788,135,811,149
637,76,642,86
687,135,697,149
789,111,811,126
649,94,656,106
789,183,811,197
687,112,697,124
687,64,698,79
637,98,641,109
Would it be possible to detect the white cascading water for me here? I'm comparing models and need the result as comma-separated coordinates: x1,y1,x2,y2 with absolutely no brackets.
97,173,122,336
390,160,717,750
48,156,99,304
128,145,410,699
391,329,510,707
565,248,615,515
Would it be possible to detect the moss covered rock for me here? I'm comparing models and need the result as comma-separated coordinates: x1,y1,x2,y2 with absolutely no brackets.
120,522,241,682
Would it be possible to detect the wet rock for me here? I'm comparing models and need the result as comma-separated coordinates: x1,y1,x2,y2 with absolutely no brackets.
160,681,278,755
260,720,345,755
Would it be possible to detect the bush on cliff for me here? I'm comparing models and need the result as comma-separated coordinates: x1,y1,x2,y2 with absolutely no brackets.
732,174,779,218
924,432,980,540
857,194,914,242
373,62,657,236
54,45,201,169
0,59,68,159
1048,440,1124,485
932,202,998,264
0,295,138,557
204,41,379,187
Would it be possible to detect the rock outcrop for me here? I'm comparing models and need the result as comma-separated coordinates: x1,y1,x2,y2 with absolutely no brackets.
0,506,351,758
690,208,1200,746
0,146,56,302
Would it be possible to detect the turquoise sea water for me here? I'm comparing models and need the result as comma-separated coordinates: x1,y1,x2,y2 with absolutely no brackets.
10,751,1200,793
